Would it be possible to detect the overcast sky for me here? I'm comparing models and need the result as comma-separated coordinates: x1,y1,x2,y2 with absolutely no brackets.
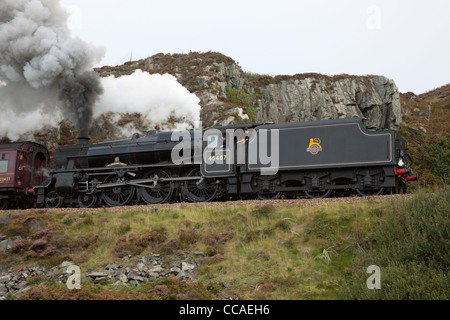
61,0,450,94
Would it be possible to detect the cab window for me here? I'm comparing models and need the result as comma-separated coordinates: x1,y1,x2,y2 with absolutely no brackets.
207,135,219,149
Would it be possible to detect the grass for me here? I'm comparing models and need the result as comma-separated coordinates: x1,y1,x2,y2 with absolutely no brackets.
0,189,448,300
341,187,449,299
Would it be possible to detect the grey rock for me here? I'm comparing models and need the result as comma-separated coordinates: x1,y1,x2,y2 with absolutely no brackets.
127,273,145,282
182,262,195,271
93,277,107,283
176,270,194,280
60,261,74,268
194,251,205,256
0,235,5,241
148,272,160,278
193,57,404,130
88,272,108,278
0,236,21,252
0,275,11,283
170,267,181,274
150,266,164,274
119,273,128,283
418,126,427,133
254,76,402,130
0,240,8,252
127,272,137,280
420,105,431,121
137,262,147,272
0,285,7,295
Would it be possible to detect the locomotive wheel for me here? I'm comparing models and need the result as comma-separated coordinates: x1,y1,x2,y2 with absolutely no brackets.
0,199,9,210
305,189,332,199
102,175,135,207
183,168,218,202
356,187,385,196
257,191,281,200
45,191,63,208
138,169,174,204
78,193,98,208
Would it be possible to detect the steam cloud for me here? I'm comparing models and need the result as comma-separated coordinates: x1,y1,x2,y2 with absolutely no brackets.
0,0,201,142
0,0,104,140
96,70,201,131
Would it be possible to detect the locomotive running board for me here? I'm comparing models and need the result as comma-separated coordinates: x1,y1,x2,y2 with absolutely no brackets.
95,176,202,189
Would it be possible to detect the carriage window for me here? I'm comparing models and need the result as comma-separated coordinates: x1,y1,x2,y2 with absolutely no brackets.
207,135,219,149
0,160,8,173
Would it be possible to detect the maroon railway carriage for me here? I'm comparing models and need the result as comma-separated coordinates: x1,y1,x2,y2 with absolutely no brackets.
0,142,49,209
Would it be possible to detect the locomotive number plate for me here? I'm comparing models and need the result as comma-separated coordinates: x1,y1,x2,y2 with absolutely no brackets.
208,154,228,162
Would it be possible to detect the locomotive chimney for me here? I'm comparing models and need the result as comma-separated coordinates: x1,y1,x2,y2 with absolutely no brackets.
77,136,90,146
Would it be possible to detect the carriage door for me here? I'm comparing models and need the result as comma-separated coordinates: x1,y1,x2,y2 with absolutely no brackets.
201,131,234,177
31,152,47,187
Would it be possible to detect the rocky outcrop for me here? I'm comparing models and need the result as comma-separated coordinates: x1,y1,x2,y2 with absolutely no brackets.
97,52,403,130
12,52,404,145
255,75,402,129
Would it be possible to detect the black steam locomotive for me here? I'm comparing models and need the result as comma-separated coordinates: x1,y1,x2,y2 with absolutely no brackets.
1,117,417,209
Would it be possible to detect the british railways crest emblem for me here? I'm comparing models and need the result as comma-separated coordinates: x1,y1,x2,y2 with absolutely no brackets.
306,138,323,155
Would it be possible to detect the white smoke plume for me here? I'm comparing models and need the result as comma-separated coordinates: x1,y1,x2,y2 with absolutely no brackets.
0,0,103,140
0,0,201,142
96,70,201,132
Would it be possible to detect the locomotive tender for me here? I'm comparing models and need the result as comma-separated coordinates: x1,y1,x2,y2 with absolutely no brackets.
1,117,417,209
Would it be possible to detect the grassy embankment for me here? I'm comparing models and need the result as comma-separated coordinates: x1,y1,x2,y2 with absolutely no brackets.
0,189,448,300
399,84,449,187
